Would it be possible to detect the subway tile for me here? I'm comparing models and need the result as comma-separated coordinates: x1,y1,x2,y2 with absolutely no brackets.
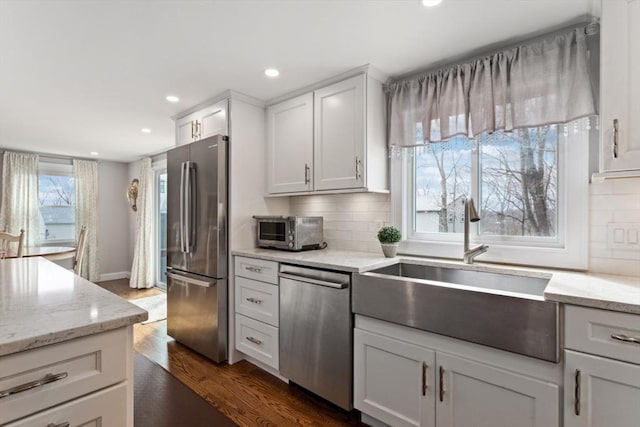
589,257,640,277
612,210,640,223
590,194,640,211
610,249,640,261
589,180,614,195
612,177,640,195
589,209,613,226
589,226,608,243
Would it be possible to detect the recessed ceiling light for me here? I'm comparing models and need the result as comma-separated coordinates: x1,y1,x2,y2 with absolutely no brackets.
166,95,180,103
90,151,99,156
421,0,443,6
264,68,280,78
141,128,151,133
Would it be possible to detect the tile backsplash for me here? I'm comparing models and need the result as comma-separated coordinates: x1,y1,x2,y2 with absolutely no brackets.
290,179,639,277
290,193,391,254
588,177,640,277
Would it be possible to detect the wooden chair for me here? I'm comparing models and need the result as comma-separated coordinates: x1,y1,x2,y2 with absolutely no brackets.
0,229,25,259
73,226,87,275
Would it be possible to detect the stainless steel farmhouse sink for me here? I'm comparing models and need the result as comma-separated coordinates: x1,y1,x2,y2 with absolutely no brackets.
353,263,559,362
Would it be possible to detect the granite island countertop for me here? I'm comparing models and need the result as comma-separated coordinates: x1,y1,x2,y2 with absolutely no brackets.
0,257,148,357
232,247,640,314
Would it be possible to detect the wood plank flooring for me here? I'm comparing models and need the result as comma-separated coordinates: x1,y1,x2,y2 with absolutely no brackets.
97,279,364,427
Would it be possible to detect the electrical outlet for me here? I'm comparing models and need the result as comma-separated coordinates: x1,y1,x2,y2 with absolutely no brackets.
607,223,640,251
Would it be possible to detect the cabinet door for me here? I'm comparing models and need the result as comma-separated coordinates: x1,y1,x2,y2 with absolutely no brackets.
314,74,366,191
199,99,228,139
436,352,559,427
176,114,196,146
266,93,313,194
354,329,435,427
600,0,640,171
564,350,640,427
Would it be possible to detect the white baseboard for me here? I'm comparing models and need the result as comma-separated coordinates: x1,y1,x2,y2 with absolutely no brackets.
99,271,131,282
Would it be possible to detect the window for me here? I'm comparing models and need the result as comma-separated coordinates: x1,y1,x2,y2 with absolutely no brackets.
156,169,167,289
396,119,590,269
38,162,75,244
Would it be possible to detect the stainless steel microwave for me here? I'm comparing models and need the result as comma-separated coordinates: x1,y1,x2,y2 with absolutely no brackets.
253,216,323,251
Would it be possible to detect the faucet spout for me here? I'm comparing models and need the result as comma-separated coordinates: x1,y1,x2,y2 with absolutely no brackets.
462,197,488,264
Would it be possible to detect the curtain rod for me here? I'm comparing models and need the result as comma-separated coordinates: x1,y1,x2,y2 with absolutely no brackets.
388,19,597,87
0,148,100,163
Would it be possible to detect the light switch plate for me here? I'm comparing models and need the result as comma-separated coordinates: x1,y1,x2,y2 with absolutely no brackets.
607,223,640,251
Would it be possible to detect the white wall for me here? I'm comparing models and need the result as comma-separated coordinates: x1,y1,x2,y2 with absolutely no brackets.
97,160,132,280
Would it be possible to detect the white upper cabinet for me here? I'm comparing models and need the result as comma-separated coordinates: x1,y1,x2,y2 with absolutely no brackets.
265,69,388,195
314,75,366,191
600,0,640,172
266,93,313,194
175,99,228,146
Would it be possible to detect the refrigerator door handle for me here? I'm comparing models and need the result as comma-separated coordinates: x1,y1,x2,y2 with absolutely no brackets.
179,161,186,253
167,271,213,288
188,162,197,252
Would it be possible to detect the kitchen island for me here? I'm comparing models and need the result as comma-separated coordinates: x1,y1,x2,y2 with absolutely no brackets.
0,257,147,426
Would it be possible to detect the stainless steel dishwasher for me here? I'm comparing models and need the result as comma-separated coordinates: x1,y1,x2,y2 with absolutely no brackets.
279,264,352,410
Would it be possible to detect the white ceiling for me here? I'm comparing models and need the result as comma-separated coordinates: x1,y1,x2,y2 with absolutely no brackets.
0,0,590,162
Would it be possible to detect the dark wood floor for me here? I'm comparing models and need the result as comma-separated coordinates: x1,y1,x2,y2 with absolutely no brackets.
97,279,364,427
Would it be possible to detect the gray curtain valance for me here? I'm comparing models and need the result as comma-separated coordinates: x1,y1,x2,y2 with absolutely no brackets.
388,26,597,150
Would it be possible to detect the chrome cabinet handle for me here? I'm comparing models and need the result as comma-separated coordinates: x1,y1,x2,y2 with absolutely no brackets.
246,297,263,305
355,156,362,180
47,423,70,427
422,362,428,396
191,121,195,139
613,119,619,159
574,369,581,416
439,366,445,402
304,163,310,185
246,336,262,345
611,334,640,345
0,372,68,399
245,266,262,273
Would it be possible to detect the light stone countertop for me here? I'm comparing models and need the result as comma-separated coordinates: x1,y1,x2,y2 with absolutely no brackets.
232,247,640,314
0,257,148,357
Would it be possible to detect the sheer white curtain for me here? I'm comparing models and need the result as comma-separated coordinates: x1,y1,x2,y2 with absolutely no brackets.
388,26,597,152
73,159,99,281
0,151,40,246
130,158,154,289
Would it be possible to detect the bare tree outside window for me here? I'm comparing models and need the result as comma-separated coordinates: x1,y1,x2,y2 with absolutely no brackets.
39,174,76,241
413,124,558,239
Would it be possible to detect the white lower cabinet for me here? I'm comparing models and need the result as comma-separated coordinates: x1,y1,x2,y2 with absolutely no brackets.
436,352,558,427
564,350,640,427
355,317,560,427
355,329,435,427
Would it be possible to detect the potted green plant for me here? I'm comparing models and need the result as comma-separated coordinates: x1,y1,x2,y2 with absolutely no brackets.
377,225,401,258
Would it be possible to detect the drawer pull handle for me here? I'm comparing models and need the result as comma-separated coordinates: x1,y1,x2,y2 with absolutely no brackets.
574,369,581,416
246,266,263,273
246,336,263,345
47,423,70,427
0,372,68,399
246,297,263,305
611,334,640,345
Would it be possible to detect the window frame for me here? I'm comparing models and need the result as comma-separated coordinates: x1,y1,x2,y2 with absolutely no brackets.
391,120,589,270
38,161,76,246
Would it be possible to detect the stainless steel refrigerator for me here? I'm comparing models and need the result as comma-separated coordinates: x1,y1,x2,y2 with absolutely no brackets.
166,134,228,363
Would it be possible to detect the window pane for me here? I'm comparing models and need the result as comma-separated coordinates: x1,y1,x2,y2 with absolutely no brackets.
414,137,473,234
479,126,558,237
158,172,167,287
39,174,75,242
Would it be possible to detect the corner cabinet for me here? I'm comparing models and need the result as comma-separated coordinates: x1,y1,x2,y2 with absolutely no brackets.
176,99,228,146
266,72,388,195
599,0,640,172
354,316,560,427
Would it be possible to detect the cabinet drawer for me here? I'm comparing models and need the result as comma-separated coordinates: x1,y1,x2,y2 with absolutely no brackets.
6,382,127,427
235,314,279,369
235,256,278,285
235,276,279,327
565,305,640,364
0,328,128,425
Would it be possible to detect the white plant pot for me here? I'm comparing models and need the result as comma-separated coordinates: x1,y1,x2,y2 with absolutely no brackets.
380,243,399,258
